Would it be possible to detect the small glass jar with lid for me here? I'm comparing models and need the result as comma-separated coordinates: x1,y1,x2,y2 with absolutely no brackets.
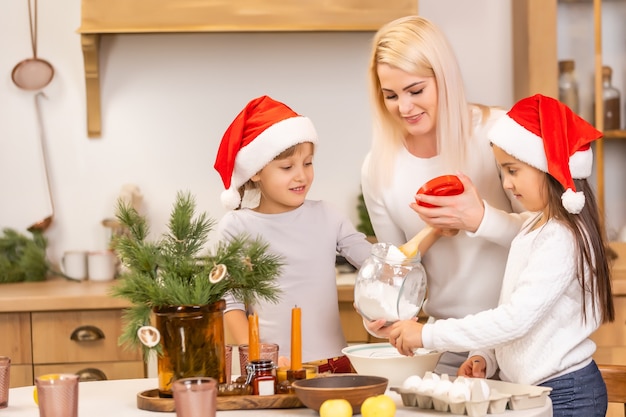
558,60,580,115
245,359,277,396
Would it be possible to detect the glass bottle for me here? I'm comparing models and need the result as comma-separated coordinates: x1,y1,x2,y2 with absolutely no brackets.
600,66,621,130
558,60,580,114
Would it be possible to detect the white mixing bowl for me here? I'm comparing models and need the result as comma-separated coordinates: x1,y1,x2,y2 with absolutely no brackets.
342,343,443,387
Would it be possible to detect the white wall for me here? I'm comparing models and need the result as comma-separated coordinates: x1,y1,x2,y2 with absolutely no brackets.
0,0,514,265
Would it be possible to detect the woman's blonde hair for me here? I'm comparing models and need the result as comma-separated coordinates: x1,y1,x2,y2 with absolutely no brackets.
366,15,479,190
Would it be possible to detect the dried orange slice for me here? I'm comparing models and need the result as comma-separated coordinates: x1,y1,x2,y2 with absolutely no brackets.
209,264,227,283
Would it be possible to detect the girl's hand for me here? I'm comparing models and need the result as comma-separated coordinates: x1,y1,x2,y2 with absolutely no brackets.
411,172,485,233
388,319,423,356
457,355,487,378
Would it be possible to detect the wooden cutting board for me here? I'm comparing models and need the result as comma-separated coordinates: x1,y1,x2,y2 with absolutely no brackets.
137,389,304,412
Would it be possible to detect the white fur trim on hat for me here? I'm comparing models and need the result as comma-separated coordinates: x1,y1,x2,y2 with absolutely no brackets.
223,115,317,209
488,114,593,178
561,188,586,214
221,188,242,211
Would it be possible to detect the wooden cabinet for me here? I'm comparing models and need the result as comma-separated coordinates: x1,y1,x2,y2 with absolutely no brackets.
0,280,145,387
0,313,33,387
513,0,626,233
591,243,626,363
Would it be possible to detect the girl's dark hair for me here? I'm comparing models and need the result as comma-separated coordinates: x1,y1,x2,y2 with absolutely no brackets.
544,175,614,324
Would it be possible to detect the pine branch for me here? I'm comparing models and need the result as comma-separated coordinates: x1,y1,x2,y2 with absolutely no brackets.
110,191,283,352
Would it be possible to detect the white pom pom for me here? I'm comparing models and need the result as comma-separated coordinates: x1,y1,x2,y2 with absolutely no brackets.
561,188,585,214
221,188,242,210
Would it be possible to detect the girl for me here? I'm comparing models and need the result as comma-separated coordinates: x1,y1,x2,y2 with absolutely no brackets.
214,95,371,371
385,94,615,416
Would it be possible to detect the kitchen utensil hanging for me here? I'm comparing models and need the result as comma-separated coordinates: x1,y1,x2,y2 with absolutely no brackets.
28,92,54,233
11,0,54,91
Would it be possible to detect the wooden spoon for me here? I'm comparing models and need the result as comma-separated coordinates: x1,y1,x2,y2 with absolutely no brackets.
398,226,434,258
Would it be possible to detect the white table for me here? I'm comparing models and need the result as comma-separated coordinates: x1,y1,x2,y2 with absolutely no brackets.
5,378,552,416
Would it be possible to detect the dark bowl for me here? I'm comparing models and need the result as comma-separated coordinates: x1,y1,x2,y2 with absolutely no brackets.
292,374,388,414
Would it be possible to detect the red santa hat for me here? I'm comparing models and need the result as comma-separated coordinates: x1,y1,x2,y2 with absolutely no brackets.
214,95,318,210
488,94,602,214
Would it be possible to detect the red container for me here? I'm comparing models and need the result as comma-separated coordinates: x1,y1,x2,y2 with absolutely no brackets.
416,175,464,208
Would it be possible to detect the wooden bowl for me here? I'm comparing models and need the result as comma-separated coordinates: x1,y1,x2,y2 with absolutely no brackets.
291,374,388,414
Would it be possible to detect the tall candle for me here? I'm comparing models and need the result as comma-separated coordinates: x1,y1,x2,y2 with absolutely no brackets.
248,313,260,361
290,306,302,370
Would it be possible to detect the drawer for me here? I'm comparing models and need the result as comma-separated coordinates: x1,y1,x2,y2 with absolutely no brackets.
9,364,33,388
0,312,32,364
35,360,145,381
31,310,141,364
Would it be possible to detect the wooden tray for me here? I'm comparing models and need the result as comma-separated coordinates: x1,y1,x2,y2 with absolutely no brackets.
137,389,304,412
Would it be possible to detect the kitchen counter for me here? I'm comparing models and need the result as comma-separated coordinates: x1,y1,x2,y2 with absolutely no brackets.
5,378,553,417
0,278,130,312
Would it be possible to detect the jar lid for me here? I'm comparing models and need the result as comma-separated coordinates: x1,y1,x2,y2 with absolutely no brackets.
559,60,575,72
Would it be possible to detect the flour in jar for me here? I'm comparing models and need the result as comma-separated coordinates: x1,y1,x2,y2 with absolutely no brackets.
356,279,420,322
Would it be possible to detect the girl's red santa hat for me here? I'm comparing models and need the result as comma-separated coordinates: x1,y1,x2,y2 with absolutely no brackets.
214,95,318,210
488,94,602,214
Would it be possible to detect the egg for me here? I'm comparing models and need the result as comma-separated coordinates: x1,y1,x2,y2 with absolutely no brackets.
448,378,471,402
402,375,422,392
433,379,453,399
417,372,440,395
470,378,491,401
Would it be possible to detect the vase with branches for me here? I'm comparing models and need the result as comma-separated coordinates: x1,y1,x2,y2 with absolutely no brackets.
111,191,283,395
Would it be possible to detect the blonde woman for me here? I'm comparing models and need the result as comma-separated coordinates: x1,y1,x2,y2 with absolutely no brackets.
360,16,526,373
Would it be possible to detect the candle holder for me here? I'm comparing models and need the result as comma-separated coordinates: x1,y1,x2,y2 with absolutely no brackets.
286,369,307,381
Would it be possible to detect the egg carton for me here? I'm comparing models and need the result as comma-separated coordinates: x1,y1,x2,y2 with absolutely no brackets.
391,378,552,417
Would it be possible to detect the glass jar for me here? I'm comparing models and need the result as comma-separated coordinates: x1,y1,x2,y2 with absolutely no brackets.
354,243,427,325
600,66,621,130
558,60,580,115
245,359,277,396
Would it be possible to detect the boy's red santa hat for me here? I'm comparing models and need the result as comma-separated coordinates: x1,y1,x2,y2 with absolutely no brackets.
488,94,602,214
214,95,318,210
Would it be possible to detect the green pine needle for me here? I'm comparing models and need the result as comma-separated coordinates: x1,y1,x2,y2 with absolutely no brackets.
0,228,48,284
111,190,283,359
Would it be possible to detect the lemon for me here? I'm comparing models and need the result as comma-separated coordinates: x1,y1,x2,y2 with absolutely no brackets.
360,394,396,417
319,398,353,417
33,374,61,405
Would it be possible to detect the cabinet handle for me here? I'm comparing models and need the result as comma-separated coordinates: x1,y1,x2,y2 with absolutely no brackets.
70,325,105,342
76,368,108,381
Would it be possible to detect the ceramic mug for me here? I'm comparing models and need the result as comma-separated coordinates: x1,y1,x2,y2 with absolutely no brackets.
61,251,88,281
87,251,117,281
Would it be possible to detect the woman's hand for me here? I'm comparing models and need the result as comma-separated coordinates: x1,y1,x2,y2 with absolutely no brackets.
388,319,423,356
457,355,487,378
411,172,485,233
